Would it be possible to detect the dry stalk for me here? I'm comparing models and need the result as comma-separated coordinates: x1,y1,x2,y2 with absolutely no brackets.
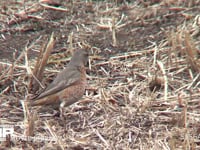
184,31,200,73
29,32,55,92
157,60,168,101
39,3,68,12
112,17,117,47
94,129,110,147
67,32,74,55
153,42,158,67
44,120,65,150
187,73,200,89
21,100,36,137
110,49,156,60
0,61,30,70
0,45,26,82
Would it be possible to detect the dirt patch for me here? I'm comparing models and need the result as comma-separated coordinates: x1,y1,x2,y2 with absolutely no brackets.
0,0,200,149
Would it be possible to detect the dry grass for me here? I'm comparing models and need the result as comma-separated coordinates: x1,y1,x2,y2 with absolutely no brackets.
0,0,200,149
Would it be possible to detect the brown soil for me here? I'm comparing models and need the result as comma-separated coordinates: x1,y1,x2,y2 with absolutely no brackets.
0,0,200,149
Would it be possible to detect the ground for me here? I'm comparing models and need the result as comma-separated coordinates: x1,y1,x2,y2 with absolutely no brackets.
0,0,200,149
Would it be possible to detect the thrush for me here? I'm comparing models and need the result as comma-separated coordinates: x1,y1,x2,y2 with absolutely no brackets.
29,49,88,116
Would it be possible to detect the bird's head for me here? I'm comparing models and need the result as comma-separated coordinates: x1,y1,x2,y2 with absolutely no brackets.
69,49,89,67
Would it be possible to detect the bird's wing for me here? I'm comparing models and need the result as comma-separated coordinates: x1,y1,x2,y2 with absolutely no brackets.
35,67,81,100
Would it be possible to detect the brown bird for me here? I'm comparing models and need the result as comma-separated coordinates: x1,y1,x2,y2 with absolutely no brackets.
29,49,88,116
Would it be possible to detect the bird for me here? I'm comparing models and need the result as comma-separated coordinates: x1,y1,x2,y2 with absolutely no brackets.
29,49,89,116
